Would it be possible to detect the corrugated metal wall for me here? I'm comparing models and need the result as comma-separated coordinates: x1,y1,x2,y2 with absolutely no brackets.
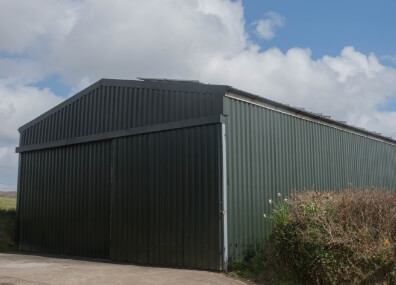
18,141,112,258
110,125,223,270
19,80,224,148
225,96,396,259
17,125,223,270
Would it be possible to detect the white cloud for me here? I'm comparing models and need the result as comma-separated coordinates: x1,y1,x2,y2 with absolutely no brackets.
0,0,247,86
254,11,285,40
0,145,18,191
323,47,384,82
0,81,62,190
0,58,44,85
200,46,396,137
0,81,63,143
1,0,396,190
0,145,17,168
0,0,79,54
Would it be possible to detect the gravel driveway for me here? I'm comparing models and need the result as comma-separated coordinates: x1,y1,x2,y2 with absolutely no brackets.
0,253,246,285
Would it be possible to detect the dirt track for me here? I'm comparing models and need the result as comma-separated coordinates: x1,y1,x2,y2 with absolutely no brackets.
0,253,246,285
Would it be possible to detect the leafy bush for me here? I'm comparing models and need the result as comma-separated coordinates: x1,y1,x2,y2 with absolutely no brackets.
272,189,396,284
229,188,396,284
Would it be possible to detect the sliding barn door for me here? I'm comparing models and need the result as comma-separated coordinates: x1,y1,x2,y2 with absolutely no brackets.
110,125,222,270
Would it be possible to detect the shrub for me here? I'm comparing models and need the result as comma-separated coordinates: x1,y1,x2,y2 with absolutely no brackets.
0,209,16,252
272,189,396,284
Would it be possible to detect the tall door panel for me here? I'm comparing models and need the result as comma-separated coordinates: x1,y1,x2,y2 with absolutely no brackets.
148,130,184,266
110,135,150,264
110,125,222,270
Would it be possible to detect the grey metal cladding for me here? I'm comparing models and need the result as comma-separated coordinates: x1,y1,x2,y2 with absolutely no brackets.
224,97,396,259
18,79,225,148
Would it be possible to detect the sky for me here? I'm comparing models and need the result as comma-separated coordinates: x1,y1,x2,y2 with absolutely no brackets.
1,0,396,191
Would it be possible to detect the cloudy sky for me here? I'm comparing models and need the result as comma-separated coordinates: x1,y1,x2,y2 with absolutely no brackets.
1,0,396,191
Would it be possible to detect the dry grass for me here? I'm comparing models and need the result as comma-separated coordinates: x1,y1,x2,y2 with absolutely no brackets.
0,197,16,210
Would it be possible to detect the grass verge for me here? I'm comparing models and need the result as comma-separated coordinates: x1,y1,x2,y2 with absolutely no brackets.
0,197,17,210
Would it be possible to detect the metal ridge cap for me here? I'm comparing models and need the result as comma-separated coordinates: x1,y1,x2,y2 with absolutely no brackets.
137,77,200,83
101,78,227,93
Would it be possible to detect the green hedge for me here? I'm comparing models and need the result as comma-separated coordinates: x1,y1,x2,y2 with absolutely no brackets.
230,189,396,284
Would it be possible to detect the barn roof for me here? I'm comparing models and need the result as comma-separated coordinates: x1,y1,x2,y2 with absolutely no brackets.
17,78,396,150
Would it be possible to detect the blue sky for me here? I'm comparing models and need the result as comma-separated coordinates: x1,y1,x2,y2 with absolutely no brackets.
243,0,396,61
31,75,71,98
243,0,396,112
1,0,396,190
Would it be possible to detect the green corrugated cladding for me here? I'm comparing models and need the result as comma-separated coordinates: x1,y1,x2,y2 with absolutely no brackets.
224,96,396,259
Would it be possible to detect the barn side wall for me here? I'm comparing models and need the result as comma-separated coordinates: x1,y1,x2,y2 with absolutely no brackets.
224,96,396,259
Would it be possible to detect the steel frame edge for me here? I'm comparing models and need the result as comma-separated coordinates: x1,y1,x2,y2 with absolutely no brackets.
221,123,228,272
16,115,223,153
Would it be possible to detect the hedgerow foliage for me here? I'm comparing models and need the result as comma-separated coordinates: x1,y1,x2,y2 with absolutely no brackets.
0,209,16,251
273,188,396,284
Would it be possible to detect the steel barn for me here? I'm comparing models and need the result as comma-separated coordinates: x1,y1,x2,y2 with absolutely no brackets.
16,78,396,271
